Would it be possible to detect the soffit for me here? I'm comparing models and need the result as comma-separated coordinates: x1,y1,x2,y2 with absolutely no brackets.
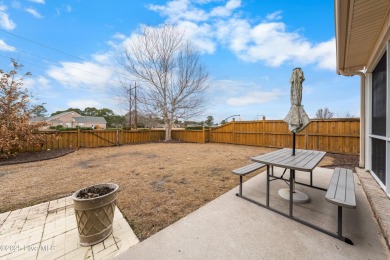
335,0,390,74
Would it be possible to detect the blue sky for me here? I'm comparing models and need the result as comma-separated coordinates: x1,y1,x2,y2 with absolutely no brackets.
0,0,359,123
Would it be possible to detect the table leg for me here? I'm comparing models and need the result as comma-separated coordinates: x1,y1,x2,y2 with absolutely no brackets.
266,165,270,207
289,169,293,217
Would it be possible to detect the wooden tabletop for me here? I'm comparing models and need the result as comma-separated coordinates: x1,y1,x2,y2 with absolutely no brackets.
252,148,326,172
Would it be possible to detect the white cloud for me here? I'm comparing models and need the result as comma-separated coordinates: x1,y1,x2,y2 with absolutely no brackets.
0,5,16,30
0,39,15,52
227,90,282,106
47,61,114,90
210,0,240,17
25,8,43,18
28,0,45,4
23,76,58,100
11,1,22,9
147,0,209,23
67,100,102,109
310,38,336,70
266,11,283,21
177,21,216,53
92,52,115,64
24,76,50,90
148,0,335,70
55,5,72,15
112,32,126,40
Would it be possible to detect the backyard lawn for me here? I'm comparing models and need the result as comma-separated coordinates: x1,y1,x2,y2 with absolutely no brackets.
0,143,357,240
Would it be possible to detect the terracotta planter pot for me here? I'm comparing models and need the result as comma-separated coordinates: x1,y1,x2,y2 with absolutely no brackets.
72,183,119,246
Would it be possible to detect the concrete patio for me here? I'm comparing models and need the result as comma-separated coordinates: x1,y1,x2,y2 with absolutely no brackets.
116,167,389,259
0,196,139,259
0,167,389,259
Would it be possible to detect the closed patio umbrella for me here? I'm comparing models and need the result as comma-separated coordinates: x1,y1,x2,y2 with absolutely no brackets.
283,67,310,155
279,67,310,203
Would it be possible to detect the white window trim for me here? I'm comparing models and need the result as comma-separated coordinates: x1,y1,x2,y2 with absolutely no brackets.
366,42,390,196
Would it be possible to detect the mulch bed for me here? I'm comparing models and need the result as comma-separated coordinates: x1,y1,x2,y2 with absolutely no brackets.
0,149,75,166
320,153,359,170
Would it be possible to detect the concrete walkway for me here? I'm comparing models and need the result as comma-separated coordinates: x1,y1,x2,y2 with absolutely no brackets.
0,196,139,259
116,167,389,260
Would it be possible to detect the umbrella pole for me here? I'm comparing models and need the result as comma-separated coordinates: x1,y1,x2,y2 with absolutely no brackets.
292,132,296,156
292,132,296,192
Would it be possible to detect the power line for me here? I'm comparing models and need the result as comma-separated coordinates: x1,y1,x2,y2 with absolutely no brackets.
0,28,87,62
0,42,127,83
0,54,121,88
0,28,131,79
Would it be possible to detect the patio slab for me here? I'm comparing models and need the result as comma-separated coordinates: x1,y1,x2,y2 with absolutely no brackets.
116,167,389,260
356,167,390,250
0,196,139,259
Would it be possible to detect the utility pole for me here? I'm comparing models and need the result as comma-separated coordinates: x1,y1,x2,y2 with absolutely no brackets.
128,82,139,130
128,87,132,128
134,82,138,130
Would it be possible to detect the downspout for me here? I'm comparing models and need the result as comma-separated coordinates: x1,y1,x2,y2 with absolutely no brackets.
338,70,366,168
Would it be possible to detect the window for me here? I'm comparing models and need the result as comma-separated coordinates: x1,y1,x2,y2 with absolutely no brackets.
371,138,386,185
372,52,387,136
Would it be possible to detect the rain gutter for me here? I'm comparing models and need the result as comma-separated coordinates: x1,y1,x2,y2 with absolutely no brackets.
338,70,366,168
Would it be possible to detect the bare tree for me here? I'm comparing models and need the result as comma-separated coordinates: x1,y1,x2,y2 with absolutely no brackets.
120,25,209,140
315,107,334,119
344,112,357,118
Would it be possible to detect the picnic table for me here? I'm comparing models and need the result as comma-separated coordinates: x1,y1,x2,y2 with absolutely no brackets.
234,148,356,244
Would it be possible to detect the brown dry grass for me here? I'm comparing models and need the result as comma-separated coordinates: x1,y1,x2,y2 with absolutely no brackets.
0,143,336,240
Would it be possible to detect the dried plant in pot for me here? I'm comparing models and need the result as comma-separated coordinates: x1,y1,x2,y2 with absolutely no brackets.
72,183,119,246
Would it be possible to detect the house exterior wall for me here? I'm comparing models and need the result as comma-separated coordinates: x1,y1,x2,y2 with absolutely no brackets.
53,112,81,127
364,40,390,196
38,112,80,129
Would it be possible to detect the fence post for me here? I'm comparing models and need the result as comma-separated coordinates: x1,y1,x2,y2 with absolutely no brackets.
262,116,266,147
116,129,119,146
77,128,81,149
316,121,319,150
232,118,236,144
305,127,308,149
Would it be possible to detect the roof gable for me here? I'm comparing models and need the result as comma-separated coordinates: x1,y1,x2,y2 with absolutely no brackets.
48,111,82,121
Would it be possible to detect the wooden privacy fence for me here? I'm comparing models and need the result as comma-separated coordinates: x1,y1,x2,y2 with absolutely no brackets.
22,129,165,151
171,129,209,143
173,119,360,155
22,119,359,155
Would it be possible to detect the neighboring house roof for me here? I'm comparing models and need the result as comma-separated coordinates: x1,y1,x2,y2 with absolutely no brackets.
48,111,82,121
73,116,107,124
29,112,107,125
30,116,45,122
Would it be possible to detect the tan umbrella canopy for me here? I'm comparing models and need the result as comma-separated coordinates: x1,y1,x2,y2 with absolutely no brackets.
283,68,310,155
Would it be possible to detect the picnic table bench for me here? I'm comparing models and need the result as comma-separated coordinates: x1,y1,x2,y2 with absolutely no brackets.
325,167,356,244
232,163,266,196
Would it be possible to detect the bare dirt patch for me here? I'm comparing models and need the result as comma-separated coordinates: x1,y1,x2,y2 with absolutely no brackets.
0,143,357,240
